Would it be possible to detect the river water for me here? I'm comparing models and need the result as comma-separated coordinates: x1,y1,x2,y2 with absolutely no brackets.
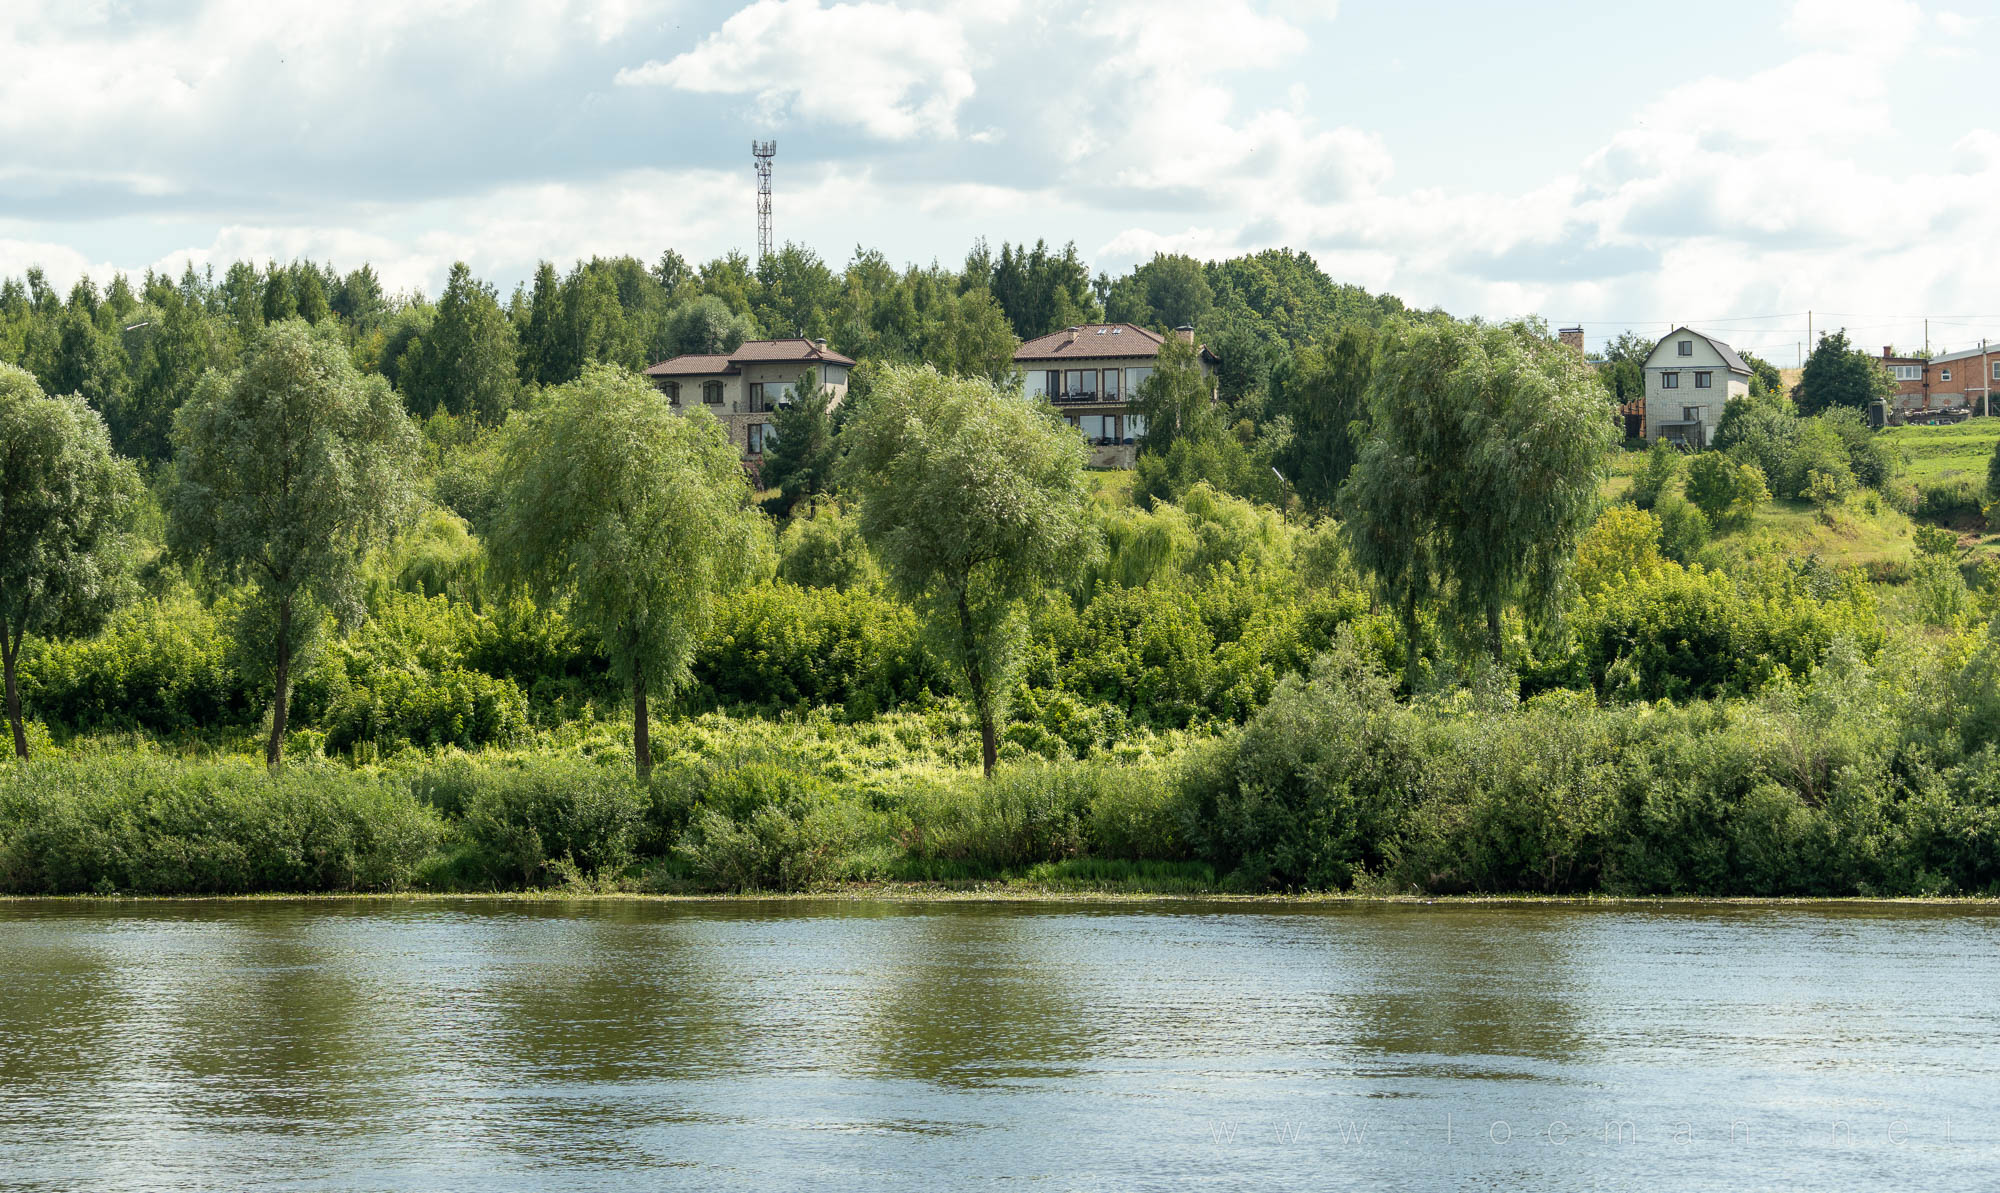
1,899,1996,1191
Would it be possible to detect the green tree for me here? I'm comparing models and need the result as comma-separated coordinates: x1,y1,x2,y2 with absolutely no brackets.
1683,452,1768,529
1133,335,1214,455
760,368,838,509
1739,349,1784,397
840,364,1097,774
1274,326,1374,511
1630,439,1682,510
518,261,571,386
1796,329,1897,416
261,265,297,324
116,293,217,463
660,295,757,359
487,366,761,780
44,307,127,417
167,321,419,767
0,364,140,757
400,262,521,423
1343,321,1614,685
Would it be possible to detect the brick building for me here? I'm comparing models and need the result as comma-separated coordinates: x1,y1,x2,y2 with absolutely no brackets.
1879,343,1998,418
1642,326,1751,448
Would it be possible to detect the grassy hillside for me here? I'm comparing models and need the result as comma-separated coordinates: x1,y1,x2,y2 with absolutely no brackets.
1880,420,2000,484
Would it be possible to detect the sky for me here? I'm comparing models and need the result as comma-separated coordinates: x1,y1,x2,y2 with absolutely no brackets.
2,0,1997,360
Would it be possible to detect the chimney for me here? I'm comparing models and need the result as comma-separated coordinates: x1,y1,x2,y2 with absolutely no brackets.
1883,346,1894,358
1559,327,1585,354
814,337,828,351
1064,326,1079,346
1174,325,1195,345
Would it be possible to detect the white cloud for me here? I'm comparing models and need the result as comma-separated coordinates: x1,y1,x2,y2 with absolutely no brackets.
1784,0,1925,48
619,0,980,139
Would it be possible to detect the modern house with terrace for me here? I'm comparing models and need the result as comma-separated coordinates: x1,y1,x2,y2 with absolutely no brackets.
1014,323,1220,467
1643,326,1752,448
643,337,855,473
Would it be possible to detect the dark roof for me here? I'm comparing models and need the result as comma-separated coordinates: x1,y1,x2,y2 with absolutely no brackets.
1651,326,1751,375
645,337,856,377
1014,323,1218,365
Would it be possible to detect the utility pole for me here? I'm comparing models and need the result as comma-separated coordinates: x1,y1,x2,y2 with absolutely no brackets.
1924,318,1929,359
1807,310,1812,349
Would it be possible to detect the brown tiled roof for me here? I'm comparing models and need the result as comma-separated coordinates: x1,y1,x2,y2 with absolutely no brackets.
1015,323,1171,362
646,337,856,377
729,338,857,366
645,353,736,377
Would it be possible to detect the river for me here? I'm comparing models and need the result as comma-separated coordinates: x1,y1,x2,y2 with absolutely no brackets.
2,899,1996,1190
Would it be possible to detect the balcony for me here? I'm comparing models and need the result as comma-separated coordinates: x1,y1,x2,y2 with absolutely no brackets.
1049,390,1124,405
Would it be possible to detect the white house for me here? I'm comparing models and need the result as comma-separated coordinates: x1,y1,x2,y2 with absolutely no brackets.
1643,327,1752,448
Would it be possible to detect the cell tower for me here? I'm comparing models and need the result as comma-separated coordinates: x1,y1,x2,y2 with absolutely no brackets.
752,140,776,262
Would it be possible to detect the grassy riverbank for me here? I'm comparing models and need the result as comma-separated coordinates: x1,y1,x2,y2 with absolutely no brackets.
7,607,2000,900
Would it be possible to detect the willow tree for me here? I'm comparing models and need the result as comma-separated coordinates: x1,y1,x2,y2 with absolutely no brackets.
1343,320,1613,689
839,364,1097,775
168,320,419,767
0,364,140,757
486,365,761,780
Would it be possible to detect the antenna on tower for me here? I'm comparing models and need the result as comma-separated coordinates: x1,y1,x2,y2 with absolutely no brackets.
752,140,776,263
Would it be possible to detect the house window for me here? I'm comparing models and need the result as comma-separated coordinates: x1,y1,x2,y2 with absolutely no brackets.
1683,406,1702,422
1063,369,1095,399
1892,365,1922,381
1662,372,1680,389
747,422,773,455
1046,370,1060,397
1125,366,1154,395
702,381,723,405
1991,361,2000,381
1940,368,1951,382
1694,372,1712,389
750,383,765,412
1678,340,1693,356
659,380,681,404
1102,368,1120,401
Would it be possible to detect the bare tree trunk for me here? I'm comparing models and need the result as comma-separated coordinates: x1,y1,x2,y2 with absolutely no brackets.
957,589,998,778
1486,596,1504,665
3,623,26,760
266,598,292,770
633,669,652,783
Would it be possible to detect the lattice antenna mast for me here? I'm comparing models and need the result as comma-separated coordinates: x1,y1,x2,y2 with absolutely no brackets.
752,140,776,263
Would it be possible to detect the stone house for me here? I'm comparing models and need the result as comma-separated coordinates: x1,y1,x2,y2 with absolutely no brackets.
643,338,855,474
1014,323,1220,467
1643,327,1751,448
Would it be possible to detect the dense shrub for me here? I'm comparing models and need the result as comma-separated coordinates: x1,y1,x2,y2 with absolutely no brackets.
20,597,251,733
322,666,528,753
457,758,646,884
1178,629,2000,896
1568,558,1879,702
1629,440,1681,510
0,755,440,893
1684,452,1768,528
1915,477,1986,527
694,581,942,715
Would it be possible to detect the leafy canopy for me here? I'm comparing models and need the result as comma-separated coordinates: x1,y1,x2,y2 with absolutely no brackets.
839,364,1098,772
486,364,764,776
0,363,141,756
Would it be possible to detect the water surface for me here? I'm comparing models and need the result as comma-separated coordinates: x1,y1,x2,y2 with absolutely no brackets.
2,898,1996,1190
